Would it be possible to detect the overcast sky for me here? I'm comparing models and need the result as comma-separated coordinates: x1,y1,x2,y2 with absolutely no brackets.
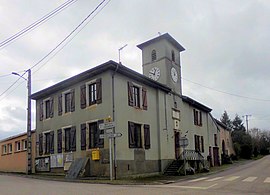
0,0,270,139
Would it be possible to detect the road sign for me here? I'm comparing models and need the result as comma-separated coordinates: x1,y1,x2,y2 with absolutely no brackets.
179,137,189,147
99,134,105,139
105,129,113,134
99,122,115,130
107,132,122,138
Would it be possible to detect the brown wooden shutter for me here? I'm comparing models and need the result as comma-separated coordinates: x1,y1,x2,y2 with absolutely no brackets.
81,123,86,150
97,120,104,148
127,82,134,106
201,136,204,153
58,94,62,116
80,84,86,109
142,87,148,110
39,101,43,121
70,126,76,151
193,109,196,125
96,78,102,104
199,111,202,126
71,89,75,112
144,124,150,149
39,133,43,155
128,121,135,148
50,131,54,154
49,97,54,118
57,129,62,153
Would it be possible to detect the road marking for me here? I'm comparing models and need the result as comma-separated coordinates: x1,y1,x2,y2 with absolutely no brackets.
264,177,270,183
188,177,208,182
242,177,257,182
206,177,224,182
224,176,240,181
155,183,218,190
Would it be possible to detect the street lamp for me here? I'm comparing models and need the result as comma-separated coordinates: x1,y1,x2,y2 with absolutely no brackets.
12,69,32,174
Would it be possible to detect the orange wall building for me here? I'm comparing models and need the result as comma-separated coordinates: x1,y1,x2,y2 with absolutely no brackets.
0,131,36,173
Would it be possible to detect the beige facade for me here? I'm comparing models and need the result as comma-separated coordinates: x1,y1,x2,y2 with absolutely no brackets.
31,33,222,178
0,131,36,173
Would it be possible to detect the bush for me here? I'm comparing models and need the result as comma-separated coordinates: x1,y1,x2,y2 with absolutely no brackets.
240,144,253,159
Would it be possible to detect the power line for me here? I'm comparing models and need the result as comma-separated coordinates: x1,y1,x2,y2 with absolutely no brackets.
0,0,111,101
0,0,77,49
182,77,270,102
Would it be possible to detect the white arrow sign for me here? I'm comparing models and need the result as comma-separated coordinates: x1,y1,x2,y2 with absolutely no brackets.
107,132,122,138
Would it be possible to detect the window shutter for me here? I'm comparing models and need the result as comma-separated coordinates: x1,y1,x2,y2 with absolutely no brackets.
39,101,43,121
201,136,204,153
199,111,202,126
142,87,148,110
96,78,102,104
50,131,54,154
128,121,135,148
49,97,54,118
127,82,134,106
58,94,62,116
71,89,75,112
39,133,43,155
193,109,196,125
97,120,104,148
80,84,86,109
70,126,76,151
57,129,62,153
144,124,150,149
81,123,86,150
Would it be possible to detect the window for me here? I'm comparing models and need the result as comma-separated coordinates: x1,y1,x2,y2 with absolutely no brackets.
15,141,21,151
39,97,54,121
58,89,75,115
127,82,147,110
23,140,27,150
8,143,12,153
193,109,202,126
214,134,218,146
65,92,71,113
89,121,104,149
45,131,54,154
39,134,43,155
172,50,175,62
151,50,157,61
194,135,204,153
80,79,102,109
128,122,142,148
65,127,76,152
81,123,86,150
2,145,7,154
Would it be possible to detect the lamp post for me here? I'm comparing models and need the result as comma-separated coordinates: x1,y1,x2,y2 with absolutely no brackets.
12,69,32,174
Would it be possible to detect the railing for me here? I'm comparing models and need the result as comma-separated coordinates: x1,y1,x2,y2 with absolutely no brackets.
179,149,204,161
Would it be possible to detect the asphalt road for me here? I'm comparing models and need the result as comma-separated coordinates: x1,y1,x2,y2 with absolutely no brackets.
0,156,269,195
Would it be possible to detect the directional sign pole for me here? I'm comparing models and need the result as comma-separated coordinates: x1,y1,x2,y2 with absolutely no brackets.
109,136,113,181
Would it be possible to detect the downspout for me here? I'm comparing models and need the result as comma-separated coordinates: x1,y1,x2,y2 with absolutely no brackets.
112,63,119,180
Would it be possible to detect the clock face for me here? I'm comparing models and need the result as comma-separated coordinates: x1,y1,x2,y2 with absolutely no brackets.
171,67,178,83
149,67,160,81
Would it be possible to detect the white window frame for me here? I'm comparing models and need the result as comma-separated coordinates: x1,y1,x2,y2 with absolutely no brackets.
131,82,143,109
15,141,21,152
8,143,12,153
23,139,27,150
86,79,97,107
2,144,7,154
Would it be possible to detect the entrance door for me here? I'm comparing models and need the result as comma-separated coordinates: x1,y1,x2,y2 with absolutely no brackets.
174,132,180,159
213,147,220,166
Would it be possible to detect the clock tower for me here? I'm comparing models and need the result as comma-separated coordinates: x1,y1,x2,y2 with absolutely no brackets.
137,33,185,95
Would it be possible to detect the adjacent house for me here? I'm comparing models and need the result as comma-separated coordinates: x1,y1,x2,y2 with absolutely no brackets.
31,33,222,178
0,131,36,173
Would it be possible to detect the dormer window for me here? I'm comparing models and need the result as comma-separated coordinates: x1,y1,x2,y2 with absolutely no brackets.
151,50,157,61
172,50,175,62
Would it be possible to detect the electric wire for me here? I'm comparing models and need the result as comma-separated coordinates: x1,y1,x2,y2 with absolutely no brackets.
0,0,111,101
0,0,77,49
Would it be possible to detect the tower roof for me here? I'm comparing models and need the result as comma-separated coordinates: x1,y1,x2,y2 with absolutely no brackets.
137,33,185,52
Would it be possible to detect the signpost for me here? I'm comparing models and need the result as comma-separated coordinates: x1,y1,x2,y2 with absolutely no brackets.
179,137,189,176
99,120,122,181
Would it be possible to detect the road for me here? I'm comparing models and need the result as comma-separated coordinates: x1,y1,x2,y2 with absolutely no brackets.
0,156,269,195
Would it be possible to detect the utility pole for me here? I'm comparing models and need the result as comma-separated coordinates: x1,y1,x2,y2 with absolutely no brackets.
12,69,32,174
27,69,32,174
243,114,251,134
